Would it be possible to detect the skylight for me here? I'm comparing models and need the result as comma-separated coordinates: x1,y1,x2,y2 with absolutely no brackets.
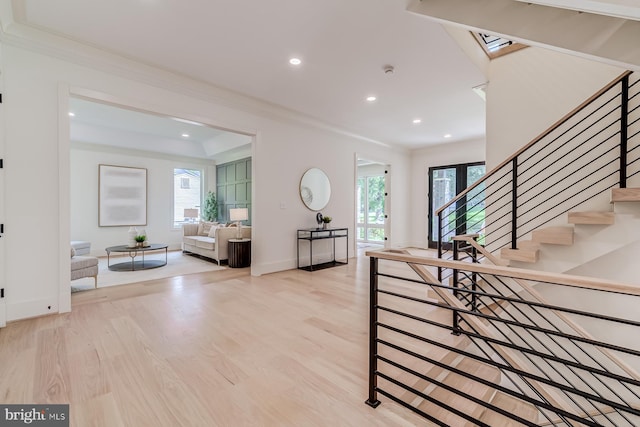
473,33,527,59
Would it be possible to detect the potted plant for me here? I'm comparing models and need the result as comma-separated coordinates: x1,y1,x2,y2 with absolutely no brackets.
322,215,332,230
203,191,218,221
135,234,146,248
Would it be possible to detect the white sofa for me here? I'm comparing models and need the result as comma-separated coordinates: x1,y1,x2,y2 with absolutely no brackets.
182,222,251,265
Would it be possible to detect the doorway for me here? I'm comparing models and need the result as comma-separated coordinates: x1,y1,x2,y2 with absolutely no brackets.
428,162,485,248
357,159,389,247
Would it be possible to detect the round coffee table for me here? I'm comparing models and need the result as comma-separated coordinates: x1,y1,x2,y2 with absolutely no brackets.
105,244,169,271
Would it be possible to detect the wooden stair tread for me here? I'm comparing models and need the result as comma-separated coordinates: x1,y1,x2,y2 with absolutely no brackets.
516,240,540,250
479,391,539,426
568,211,615,225
531,226,574,245
611,187,640,202
417,358,501,425
500,247,539,263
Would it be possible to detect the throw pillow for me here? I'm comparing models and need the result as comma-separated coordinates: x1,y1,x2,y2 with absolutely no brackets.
197,221,218,236
71,247,76,258
207,225,218,238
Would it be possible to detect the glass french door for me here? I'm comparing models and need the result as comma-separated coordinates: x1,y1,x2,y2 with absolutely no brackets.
357,175,386,244
428,162,485,248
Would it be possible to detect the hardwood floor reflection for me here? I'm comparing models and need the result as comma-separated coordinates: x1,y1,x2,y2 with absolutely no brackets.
0,255,431,426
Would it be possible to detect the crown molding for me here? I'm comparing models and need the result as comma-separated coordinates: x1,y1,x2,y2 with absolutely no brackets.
0,18,397,150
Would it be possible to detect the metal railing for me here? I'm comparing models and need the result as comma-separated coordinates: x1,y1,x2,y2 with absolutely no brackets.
435,71,640,279
365,249,640,426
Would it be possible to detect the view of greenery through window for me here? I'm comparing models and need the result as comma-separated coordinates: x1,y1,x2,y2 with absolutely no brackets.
357,175,385,242
429,163,485,247
173,168,202,227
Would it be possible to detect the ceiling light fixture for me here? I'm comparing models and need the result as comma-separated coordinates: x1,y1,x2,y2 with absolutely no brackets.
412,118,422,124
68,112,75,117
444,134,452,138
289,57,302,65
182,133,190,138
366,96,377,102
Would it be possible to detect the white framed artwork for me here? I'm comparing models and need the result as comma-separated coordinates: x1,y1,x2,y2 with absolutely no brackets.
99,164,147,227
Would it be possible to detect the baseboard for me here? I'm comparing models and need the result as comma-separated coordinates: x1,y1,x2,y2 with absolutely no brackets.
251,259,297,276
7,297,60,322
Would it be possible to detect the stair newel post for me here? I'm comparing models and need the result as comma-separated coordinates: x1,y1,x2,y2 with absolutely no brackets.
365,256,381,408
437,212,443,281
511,158,518,249
451,242,461,335
471,237,478,312
620,75,629,188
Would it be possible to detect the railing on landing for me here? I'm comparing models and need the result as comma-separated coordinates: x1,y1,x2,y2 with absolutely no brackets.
435,71,640,278
365,248,640,426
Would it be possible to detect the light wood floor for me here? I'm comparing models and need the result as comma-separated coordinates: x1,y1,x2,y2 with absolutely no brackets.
0,250,433,426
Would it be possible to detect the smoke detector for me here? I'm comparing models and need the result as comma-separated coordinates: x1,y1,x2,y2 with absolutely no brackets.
383,65,395,75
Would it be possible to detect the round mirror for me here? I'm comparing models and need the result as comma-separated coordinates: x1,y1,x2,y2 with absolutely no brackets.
300,168,331,211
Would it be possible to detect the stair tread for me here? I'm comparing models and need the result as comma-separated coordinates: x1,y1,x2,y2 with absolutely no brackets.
418,358,500,425
568,211,615,225
532,226,574,245
611,187,640,202
480,391,539,426
417,358,501,425
500,247,539,263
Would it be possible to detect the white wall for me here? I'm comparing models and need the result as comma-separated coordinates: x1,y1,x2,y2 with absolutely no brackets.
409,138,486,248
486,46,625,169
1,40,411,321
70,143,215,255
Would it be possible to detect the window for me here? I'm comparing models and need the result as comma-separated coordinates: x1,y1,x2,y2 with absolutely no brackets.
174,168,202,227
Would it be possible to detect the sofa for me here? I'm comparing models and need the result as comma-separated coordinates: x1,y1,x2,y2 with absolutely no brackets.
70,247,99,287
182,222,251,264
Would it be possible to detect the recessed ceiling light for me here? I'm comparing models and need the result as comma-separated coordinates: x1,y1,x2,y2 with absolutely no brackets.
68,112,75,117
289,58,302,65
412,118,422,124
444,134,452,138
182,133,190,138
366,96,377,102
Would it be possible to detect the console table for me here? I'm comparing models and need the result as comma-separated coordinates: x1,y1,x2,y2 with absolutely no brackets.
297,228,348,271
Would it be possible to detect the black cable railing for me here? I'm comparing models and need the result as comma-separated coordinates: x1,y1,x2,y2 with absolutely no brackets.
365,250,640,426
435,71,640,281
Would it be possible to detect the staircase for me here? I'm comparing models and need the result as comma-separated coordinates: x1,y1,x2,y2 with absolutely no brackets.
366,248,640,426
364,71,640,425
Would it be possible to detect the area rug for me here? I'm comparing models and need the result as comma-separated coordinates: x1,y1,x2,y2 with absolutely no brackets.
71,250,226,292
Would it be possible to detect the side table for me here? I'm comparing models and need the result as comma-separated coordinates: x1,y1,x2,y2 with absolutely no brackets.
228,238,251,268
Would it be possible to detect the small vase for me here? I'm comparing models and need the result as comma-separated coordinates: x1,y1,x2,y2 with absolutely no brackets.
323,222,329,230
128,227,138,247
136,242,144,248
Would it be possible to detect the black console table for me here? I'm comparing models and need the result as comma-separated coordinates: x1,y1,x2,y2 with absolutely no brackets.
297,228,348,271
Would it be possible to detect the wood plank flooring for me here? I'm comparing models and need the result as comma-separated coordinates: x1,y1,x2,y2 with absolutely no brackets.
0,250,433,426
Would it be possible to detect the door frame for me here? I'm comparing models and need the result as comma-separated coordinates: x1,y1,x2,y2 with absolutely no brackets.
427,161,485,249
355,155,391,249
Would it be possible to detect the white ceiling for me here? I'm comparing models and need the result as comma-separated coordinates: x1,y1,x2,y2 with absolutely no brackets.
69,97,252,159
6,1,638,153
8,0,489,149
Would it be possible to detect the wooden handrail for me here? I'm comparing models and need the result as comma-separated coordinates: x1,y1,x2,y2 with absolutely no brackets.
367,248,640,297
459,236,640,382
396,249,571,413
435,70,633,217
